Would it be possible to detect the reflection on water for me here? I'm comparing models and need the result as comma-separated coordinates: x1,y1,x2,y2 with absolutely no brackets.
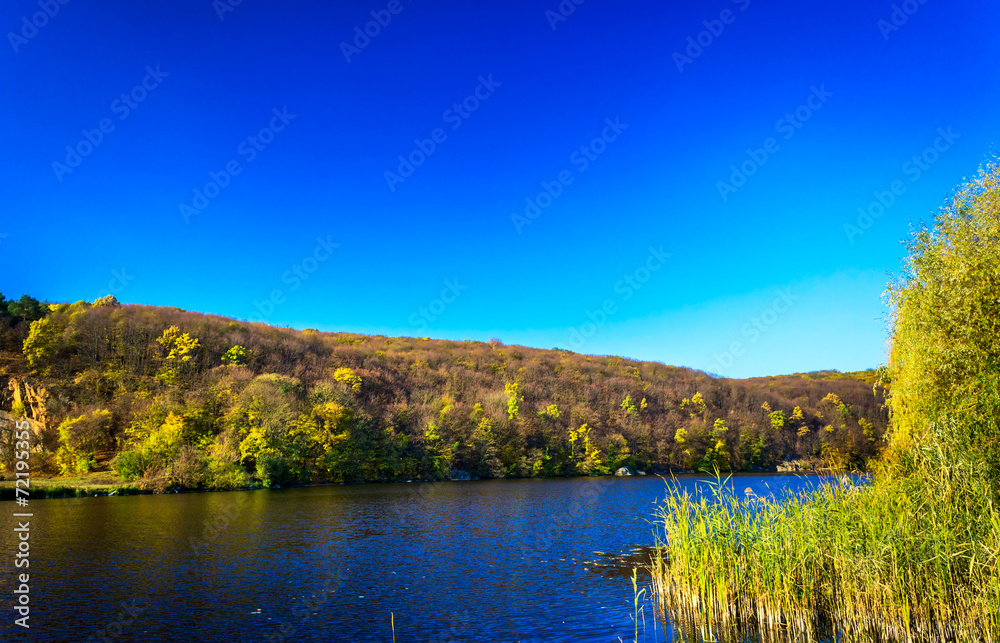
0,474,835,642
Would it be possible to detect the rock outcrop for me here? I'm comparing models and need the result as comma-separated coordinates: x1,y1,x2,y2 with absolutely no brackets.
1,376,59,427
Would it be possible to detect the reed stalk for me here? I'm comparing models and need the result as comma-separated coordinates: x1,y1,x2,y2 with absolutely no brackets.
650,473,1000,643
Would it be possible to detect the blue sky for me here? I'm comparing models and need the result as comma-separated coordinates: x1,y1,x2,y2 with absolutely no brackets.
2,0,998,377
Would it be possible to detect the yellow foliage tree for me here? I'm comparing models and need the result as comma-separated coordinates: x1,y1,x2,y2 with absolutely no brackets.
157,326,200,361
333,367,362,392
505,382,522,419
537,404,560,419
56,409,112,474
569,423,604,474
23,318,59,367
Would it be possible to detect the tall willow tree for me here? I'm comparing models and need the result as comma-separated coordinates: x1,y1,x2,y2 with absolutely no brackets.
885,158,1000,490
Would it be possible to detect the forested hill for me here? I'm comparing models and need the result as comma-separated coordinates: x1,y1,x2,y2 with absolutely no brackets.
0,295,888,489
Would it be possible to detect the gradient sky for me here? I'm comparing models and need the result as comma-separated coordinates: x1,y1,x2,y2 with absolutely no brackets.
2,0,998,377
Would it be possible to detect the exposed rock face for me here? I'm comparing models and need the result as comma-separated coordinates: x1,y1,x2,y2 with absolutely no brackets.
776,459,820,472
1,376,56,427
0,410,46,457
0,376,63,453
615,467,633,476
448,469,471,481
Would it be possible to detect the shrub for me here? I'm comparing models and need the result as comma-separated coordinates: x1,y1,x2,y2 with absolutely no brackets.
255,451,292,487
206,460,252,489
112,448,156,481
170,445,209,488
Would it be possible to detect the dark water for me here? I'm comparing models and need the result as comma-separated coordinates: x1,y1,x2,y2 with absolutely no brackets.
0,474,833,642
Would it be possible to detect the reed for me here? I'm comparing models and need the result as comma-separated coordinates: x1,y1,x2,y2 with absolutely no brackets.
650,159,1000,643
651,470,1000,642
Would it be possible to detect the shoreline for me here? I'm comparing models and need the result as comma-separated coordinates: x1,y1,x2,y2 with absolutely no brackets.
0,467,861,502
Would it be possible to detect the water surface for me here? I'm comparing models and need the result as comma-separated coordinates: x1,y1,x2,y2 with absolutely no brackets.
0,474,834,642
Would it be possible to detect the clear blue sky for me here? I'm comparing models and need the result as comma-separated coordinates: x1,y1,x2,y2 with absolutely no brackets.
2,0,998,377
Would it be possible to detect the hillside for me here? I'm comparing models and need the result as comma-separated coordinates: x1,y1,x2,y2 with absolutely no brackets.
0,294,888,489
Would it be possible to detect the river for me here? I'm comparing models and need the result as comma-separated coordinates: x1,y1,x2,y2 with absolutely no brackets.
0,473,833,642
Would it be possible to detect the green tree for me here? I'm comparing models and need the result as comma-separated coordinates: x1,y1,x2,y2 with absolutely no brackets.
469,416,504,477
4,295,47,322
620,394,637,416
288,401,353,481
699,417,731,472
537,404,560,419
222,345,249,366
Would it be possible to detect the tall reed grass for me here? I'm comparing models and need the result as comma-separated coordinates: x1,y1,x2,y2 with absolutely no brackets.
651,470,1000,642
650,159,1000,643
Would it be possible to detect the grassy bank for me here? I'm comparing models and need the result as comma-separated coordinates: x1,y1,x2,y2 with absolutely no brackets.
0,472,143,499
650,160,1000,642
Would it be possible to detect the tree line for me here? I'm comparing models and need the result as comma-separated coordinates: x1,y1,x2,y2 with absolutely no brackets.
0,294,888,489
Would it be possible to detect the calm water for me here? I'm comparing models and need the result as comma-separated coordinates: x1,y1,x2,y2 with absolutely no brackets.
0,474,833,642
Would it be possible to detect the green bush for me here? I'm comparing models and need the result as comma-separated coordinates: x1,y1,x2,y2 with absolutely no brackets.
206,460,252,489
255,451,292,487
113,448,156,482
